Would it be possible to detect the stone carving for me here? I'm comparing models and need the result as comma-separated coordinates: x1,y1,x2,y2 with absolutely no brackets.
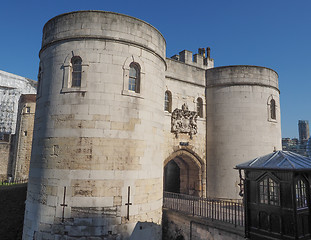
171,103,198,139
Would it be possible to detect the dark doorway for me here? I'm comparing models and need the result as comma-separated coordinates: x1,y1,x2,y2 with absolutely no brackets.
164,160,180,193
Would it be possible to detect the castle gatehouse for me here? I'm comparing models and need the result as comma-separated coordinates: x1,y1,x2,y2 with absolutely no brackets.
23,11,281,239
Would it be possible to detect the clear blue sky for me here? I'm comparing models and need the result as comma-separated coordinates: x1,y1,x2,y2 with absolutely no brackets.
1,0,310,138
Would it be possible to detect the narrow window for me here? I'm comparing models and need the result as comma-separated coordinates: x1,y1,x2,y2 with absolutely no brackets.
53,145,59,156
164,91,172,112
259,177,279,206
23,131,27,136
37,66,42,96
296,179,308,208
270,99,276,120
197,97,203,118
71,56,82,87
26,107,30,113
128,62,140,93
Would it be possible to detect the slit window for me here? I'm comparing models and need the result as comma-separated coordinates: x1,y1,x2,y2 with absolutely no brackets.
37,66,42,96
197,97,203,118
164,91,172,112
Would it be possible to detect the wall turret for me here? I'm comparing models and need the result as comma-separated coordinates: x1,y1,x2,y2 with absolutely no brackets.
205,65,282,199
23,11,166,240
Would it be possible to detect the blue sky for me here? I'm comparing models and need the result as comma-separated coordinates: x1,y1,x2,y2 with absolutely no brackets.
1,0,310,138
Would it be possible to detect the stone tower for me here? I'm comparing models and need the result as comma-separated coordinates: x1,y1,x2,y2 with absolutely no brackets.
205,66,282,199
12,94,36,180
23,11,166,239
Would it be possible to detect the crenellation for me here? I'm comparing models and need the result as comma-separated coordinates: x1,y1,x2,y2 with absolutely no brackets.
170,47,214,69
193,53,204,68
178,50,191,65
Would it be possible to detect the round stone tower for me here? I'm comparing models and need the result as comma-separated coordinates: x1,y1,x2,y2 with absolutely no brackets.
23,11,166,239
205,66,282,199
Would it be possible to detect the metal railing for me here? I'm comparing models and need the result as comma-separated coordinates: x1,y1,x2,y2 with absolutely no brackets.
163,191,244,227
0,178,28,186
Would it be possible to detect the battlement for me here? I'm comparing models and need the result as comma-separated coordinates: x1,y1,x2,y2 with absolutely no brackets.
171,47,214,69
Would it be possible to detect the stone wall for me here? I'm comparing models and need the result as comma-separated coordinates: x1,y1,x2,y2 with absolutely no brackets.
11,94,36,180
0,140,10,180
23,11,166,240
163,58,207,197
22,10,283,240
162,209,245,240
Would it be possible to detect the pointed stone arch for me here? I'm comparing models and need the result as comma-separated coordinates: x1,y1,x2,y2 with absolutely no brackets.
164,149,205,197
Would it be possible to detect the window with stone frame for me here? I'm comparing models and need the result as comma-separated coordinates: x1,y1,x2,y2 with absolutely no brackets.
61,54,88,93
270,99,276,120
164,90,172,112
267,96,277,122
71,56,82,87
197,97,203,118
259,176,280,206
128,62,140,93
296,178,308,209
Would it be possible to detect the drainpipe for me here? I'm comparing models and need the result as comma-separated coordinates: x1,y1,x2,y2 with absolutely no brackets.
190,221,193,240
205,80,208,198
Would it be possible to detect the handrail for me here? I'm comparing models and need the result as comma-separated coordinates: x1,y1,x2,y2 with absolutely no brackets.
163,191,244,227
0,178,28,186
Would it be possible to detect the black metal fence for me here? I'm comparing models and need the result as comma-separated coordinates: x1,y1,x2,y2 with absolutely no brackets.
0,178,28,186
163,191,244,227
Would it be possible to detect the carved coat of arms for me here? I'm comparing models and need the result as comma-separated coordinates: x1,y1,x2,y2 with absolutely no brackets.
171,103,198,139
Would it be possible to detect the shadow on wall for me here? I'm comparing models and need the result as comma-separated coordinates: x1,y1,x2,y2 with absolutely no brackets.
129,221,162,240
0,184,27,240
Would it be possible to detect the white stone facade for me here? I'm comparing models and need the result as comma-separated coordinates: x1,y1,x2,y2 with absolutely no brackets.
205,66,281,198
0,70,36,137
23,11,282,240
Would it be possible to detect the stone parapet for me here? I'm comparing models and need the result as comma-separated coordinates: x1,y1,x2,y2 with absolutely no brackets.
41,11,166,62
206,65,279,91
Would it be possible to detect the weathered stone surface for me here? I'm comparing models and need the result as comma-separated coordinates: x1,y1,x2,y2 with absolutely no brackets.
205,66,281,198
0,140,11,180
23,11,165,240
22,10,281,240
11,94,36,180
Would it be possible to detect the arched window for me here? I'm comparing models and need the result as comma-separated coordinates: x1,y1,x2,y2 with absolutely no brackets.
296,179,308,208
164,90,172,112
270,99,276,120
259,176,279,206
71,56,82,87
128,62,140,93
197,97,203,118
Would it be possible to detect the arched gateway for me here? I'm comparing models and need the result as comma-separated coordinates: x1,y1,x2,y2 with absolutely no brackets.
164,149,205,197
